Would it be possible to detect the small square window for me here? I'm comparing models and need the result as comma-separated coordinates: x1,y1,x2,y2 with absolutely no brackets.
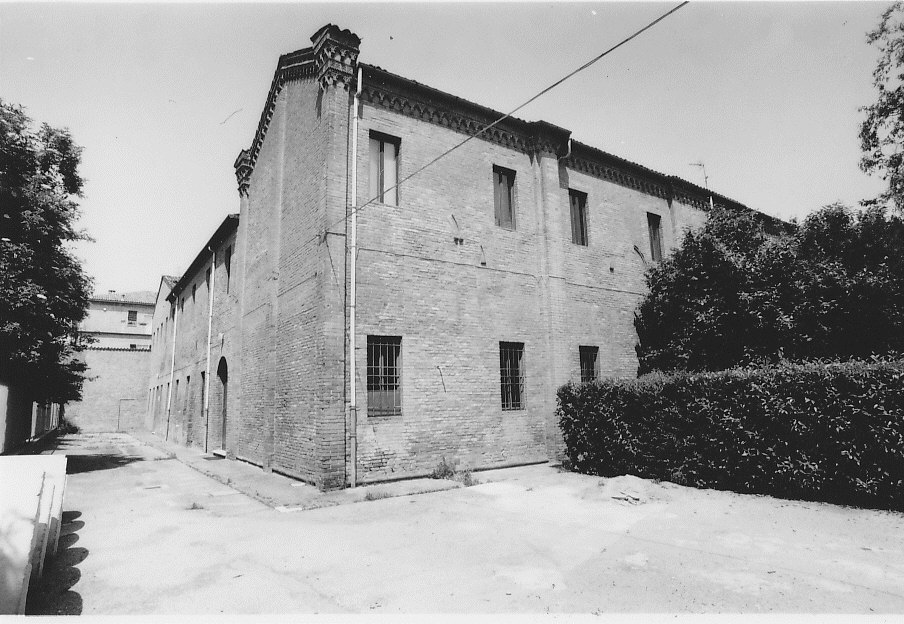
127,310,137,325
499,341,525,410
647,212,663,263
369,132,399,206
493,166,516,230
569,190,588,246
129,343,137,350
579,346,599,383
367,336,402,416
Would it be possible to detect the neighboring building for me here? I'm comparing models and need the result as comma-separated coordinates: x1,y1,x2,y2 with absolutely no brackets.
146,225,237,450
148,24,778,490
66,290,156,432
80,290,156,349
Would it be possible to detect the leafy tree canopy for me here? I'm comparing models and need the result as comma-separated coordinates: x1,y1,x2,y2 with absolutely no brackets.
0,100,92,402
860,2,904,211
635,204,904,375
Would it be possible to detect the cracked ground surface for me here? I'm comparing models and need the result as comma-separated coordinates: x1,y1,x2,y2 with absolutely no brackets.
24,432,904,614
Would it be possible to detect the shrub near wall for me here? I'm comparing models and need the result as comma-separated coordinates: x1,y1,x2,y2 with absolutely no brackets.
558,359,904,511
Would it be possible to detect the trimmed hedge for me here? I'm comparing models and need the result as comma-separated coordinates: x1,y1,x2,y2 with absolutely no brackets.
557,360,904,511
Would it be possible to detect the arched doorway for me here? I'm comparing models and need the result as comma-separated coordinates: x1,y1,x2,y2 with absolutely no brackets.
217,357,228,451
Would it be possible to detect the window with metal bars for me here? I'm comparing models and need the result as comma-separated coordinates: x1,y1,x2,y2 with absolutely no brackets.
369,132,399,206
569,189,588,246
579,346,599,383
367,336,402,416
647,212,663,262
127,310,137,325
493,165,516,229
499,342,525,410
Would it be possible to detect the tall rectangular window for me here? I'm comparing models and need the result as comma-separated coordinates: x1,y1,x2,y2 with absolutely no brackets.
569,189,588,246
127,310,137,325
224,245,232,293
647,212,663,262
369,132,399,206
493,166,516,229
499,342,525,410
579,346,599,383
367,336,402,416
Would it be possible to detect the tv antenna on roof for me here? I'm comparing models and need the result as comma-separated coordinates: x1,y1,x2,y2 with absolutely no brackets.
689,161,715,211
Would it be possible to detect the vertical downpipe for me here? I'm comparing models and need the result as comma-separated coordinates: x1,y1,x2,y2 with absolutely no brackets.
349,66,362,488
203,246,216,452
165,302,179,441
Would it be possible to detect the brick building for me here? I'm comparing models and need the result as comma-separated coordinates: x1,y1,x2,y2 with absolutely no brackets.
147,24,768,489
66,290,156,432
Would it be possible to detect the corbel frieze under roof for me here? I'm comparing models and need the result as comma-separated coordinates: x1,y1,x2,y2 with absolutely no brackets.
361,64,555,156
232,28,781,229
565,147,670,201
243,48,316,182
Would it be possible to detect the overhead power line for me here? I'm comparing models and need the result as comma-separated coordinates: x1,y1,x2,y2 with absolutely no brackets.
326,0,690,235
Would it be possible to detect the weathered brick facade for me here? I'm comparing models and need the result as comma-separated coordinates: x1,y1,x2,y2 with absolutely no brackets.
146,221,239,453
148,24,765,490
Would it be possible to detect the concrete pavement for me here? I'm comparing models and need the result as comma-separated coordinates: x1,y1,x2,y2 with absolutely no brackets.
24,432,904,614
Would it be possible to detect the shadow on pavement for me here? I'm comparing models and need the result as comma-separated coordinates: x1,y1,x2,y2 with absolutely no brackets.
26,510,86,615
66,454,143,475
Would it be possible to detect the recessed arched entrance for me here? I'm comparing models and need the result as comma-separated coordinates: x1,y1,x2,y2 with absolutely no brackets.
217,357,228,451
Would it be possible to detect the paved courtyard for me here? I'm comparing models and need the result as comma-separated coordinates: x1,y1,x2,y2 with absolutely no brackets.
24,432,904,614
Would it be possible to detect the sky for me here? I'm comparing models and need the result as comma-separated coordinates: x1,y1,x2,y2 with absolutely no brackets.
0,1,891,294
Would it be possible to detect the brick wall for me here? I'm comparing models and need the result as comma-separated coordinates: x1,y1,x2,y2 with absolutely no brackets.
146,26,718,490
67,349,150,432
146,231,238,451
342,101,706,482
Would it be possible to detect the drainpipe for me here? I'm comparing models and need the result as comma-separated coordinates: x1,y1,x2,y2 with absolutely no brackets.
165,301,179,441
561,137,572,161
348,65,362,488
203,246,216,453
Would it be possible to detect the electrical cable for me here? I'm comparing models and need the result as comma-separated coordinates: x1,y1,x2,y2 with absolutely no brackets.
325,0,690,235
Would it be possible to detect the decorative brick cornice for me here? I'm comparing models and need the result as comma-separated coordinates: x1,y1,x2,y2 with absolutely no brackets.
528,121,571,157
361,65,571,157
233,149,252,198
310,24,361,91
233,24,785,230
239,48,317,194
238,27,362,191
566,144,670,200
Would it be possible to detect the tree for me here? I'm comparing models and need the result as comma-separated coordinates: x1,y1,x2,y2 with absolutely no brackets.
860,2,904,212
0,100,92,403
793,203,904,358
634,204,904,375
634,206,799,374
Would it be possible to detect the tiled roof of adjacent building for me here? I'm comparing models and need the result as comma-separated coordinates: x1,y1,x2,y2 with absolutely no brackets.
91,290,157,305
162,275,179,289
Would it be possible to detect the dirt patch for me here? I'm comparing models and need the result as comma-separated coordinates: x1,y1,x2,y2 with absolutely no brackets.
593,474,671,505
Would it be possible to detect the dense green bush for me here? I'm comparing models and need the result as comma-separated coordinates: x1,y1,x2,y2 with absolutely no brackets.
636,204,904,374
558,359,904,511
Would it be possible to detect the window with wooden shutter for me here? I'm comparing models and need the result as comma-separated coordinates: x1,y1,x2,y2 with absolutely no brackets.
570,190,588,246
369,132,399,206
493,166,515,230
